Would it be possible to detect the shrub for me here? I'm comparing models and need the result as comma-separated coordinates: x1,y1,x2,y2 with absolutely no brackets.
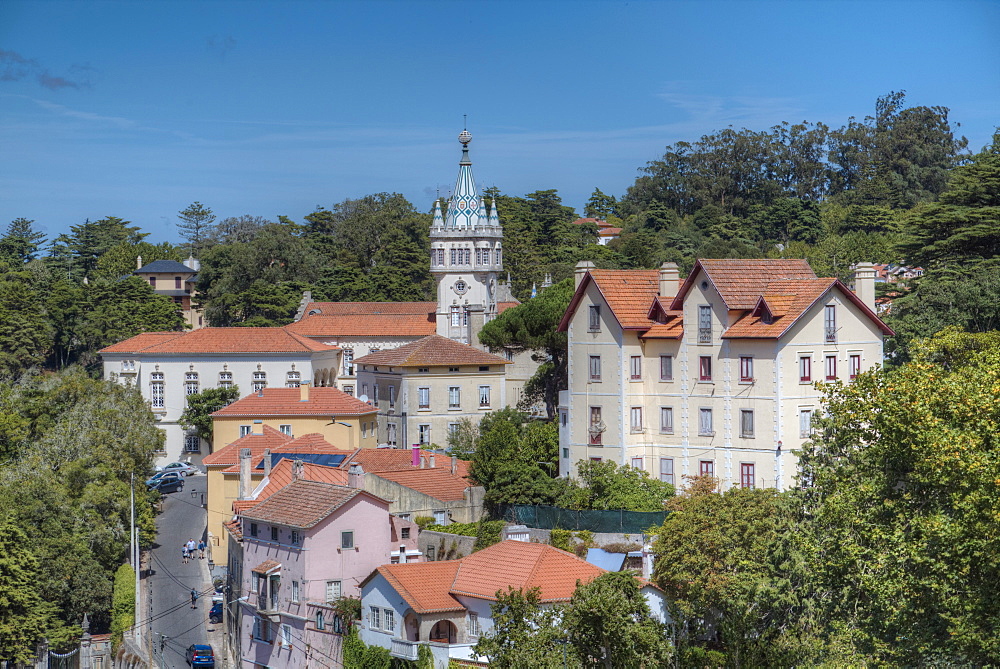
601,542,643,554
414,516,436,530
549,528,573,552
110,564,135,648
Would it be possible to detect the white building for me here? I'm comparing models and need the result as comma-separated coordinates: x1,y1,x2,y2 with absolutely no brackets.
557,259,891,490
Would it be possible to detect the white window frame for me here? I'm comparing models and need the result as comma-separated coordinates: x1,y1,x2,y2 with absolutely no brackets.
588,305,601,331
660,407,674,434
151,372,165,409
698,305,712,343
218,371,233,388
469,612,480,637
631,456,643,469
252,371,267,392
630,407,643,433
326,580,342,602
184,434,201,453
629,355,642,380
286,370,301,388
341,531,354,550
659,457,674,485
343,348,355,376
825,304,837,343
278,424,292,436
448,386,461,409
740,409,754,438
240,425,251,437
589,355,601,381
800,409,813,438
739,356,753,383
418,424,431,445
291,580,300,603
659,355,673,381
316,610,326,630
185,371,199,396
383,608,395,634
418,387,430,410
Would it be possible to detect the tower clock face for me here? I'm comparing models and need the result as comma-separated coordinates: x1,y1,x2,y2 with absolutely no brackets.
454,280,469,295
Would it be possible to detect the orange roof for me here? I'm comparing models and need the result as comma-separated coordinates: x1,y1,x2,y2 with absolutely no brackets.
496,301,520,314
558,269,660,332
353,335,510,367
223,519,243,541
100,327,337,355
203,425,292,466
242,480,385,528
211,387,376,418
597,227,622,236
252,559,281,574
670,259,816,310
285,302,437,338
371,468,472,502
339,449,472,478
367,541,608,614
233,459,350,513
274,433,353,454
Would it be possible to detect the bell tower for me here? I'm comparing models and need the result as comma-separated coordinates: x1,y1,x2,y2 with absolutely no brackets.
430,131,503,346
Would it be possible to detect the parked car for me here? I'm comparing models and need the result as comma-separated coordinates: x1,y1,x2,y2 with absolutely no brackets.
185,644,215,668
145,471,184,487
208,601,222,624
157,461,200,476
148,476,184,494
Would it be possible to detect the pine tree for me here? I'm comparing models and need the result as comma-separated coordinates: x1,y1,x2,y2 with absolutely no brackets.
0,523,59,663
177,202,217,257
0,218,47,263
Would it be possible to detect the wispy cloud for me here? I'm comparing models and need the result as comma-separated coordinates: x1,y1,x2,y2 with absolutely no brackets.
0,48,92,90
30,98,135,128
656,86,806,130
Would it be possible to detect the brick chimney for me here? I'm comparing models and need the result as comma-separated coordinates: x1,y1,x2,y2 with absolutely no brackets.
575,260,595,289
300,381,310,402
238,448,251,500
853,262,877,312
263,449,271,478
659,262,679,299
348,462,364,489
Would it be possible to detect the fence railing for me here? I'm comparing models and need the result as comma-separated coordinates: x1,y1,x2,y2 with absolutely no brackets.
495,503,668,534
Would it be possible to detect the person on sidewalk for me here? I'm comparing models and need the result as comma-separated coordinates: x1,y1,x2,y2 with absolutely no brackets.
190,589,199,609
182,545,190,564
198,540,206,559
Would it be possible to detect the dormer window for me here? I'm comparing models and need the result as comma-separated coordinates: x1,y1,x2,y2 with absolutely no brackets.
761,311,774,325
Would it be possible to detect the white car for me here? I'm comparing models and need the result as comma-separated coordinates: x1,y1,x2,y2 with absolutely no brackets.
156,461,200,476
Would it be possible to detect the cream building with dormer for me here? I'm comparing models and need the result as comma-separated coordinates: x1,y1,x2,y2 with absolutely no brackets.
557,259,891,490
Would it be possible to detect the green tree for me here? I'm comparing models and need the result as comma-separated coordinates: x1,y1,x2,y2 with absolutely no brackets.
95,240,182,280
0,218,47,263
180,385,241,444
584,187,618,219
569,460,674,512
176,201,217,256
0,272,52,376
564,571,672,669
66,217,148,277
0,523,65,662
473,587,571,668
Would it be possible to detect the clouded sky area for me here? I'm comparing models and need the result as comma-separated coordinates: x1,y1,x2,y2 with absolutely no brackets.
1,0,998,244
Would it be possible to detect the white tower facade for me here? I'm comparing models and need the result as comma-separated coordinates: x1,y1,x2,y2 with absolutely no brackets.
431,131,503,346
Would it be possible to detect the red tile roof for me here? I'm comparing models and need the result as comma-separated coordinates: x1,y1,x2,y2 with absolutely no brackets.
341,449,473,478
241,480,385,528
211,387,376,418
252,559,281,574
496,301,520,314
670,259,817,310
232,459,350,513
371,468,472,502
223,519,243,541
100,327,336,355
274,433,354,454
558,270,660,332
202,425,292,466
353,335,510,367
285,302,437,338
368,541,608,614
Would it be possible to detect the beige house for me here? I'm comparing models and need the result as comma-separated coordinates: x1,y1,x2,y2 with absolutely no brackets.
134,257,204,329
557,259,891,490
354,335,510,449
210,383,376,452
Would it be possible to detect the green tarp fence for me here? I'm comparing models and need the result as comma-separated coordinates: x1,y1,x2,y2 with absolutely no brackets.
496,503,668,534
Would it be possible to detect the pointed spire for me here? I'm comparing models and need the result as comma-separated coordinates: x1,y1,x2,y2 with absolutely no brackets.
531,282,537,298
488,197,500,227
432,199,444,228
475,198,487,229
446,130,482,229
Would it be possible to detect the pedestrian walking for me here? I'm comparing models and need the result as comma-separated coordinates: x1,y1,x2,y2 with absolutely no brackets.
182,545,190,564
186,538,196,554
190,589,199,609
198,540,206,559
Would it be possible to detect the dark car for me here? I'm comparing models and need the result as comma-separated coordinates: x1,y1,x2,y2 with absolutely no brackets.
145,471,183,487
185,644,214,668
148,476,184,494
208,601,222,624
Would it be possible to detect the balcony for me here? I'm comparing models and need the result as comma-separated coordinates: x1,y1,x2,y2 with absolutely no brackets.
390,639,420,661
825,326,837,343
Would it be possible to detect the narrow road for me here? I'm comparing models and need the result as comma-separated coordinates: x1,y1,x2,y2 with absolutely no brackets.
146,474,215,667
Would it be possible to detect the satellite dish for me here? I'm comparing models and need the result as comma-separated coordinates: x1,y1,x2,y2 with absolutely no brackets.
359,394,370,404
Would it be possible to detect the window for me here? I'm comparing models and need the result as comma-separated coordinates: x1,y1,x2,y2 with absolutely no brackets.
740,463,756,489
427,545,436,561
370,607,381,631
184,372,199,395
374,384,379,404
184,434,201,453
799,356,812,383
388,385,395,407
250,522,258,538
341,531,354,549
450,305,462,327
253,614,272,642
589,355,601,381
825,305,837,342
343,384,354,396
469,612,480,637
448,366,460,372
590,456,603,462
630,407,643,433
291,580,300,602
434,509,447,524
174,276,182,289
698,305,712,343
699,408,713,436
418,424,431,445
362,383,369,401
286,371,300,388
850,354,862,380
700,460,715,477
252,371,267,392
740,409,754,438
825,355,837,380
589,406,603,445
418,367,429,373
660,458,674,485
588,305,601,331
401,527,410,539
495,247,502,265
151,372,164,408
479,365,490,372
479,385,490,407
326,580,341,602
631,456,643,469
418,387,430,409
659,355,673,381
271,526,278,542
343,349,355,376
218,371,233,388
383,609,395,633
361,422,368,439
799,410,813,438
448,386,461,409
291,531,300,546
316,611,326,631
699,356,712,381
273,424,290,438
740,356,754,383
660,407,674,434
148,276,156,288
627,355,642,380
387,423,397,447
562,447,569,459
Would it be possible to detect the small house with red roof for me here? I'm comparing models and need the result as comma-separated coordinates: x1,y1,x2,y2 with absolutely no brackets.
357,540,668,666
556,259,891,489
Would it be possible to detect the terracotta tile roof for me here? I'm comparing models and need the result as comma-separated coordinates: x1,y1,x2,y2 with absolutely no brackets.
211,387,376,418
273,433,353,454
251,559,281,574
285,302,437,338
639,320,684,339
340,449,473,478
371,468,472,502
202,425,292,466
496,301,520,314
670,259,816,310
242,480,383,528
558,270,660,332
232,459,350,513
223,519,243,541
376,561,465,614
597,227,622,236
101,328,336,355
99,332,184,353
353,335,510,367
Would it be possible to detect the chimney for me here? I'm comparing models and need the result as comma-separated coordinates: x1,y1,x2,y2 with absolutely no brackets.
238,448,251,500
412,445,420,467
136,255,143,270
300,381,310,402
292,459,304,481
574,260,595,289
263,449,271,477
658,262,679,299
642,543,653,580
853,262,877,312
429,454,436,469
348,462,364,489
420,454,425,469
252,419,263,436
451,456,457,475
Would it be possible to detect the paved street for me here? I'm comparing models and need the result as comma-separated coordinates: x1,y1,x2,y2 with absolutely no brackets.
145,474,218,668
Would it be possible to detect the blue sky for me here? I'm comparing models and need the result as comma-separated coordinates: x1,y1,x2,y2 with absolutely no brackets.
2,0,997,245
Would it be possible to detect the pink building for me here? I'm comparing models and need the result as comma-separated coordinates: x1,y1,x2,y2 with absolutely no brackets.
239,476,420,667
